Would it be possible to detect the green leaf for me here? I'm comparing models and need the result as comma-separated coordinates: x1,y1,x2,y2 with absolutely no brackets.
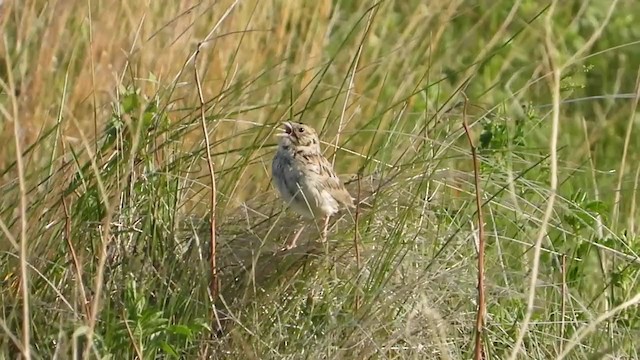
122,91,141,114
167,325,193,337
160,342,179,357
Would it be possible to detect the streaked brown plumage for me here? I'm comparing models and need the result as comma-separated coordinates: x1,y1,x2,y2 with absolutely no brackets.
272,122,354,249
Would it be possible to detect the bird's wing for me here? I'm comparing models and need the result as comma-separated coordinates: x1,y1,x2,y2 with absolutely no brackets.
313,155,355,208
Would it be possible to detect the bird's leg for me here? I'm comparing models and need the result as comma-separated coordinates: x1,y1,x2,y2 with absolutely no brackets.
283,224,306,250
321,215,331,243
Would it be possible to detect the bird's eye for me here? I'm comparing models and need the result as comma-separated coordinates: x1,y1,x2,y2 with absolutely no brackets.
298,128,305,133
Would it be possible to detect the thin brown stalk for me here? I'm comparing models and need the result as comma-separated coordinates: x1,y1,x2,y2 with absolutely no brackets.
184,0,238,336
62,196,90,319
461,96,485,360
122,309,143,360
194,42,221,331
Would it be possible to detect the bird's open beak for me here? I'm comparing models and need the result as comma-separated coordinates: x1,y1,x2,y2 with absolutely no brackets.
276,122,294,138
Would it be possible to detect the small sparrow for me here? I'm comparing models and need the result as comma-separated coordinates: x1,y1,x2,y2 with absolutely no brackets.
272,122,354,249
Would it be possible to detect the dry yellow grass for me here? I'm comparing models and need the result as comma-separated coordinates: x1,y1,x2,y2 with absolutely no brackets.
1,0,472,214
0,0,460,155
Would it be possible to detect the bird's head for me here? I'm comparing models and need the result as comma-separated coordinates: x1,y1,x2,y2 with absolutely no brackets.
277,122,321,150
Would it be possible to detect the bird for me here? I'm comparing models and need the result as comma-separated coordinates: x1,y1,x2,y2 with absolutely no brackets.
271,121,355,250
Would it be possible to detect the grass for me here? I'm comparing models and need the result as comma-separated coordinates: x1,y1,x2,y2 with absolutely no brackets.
1,0,640,358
